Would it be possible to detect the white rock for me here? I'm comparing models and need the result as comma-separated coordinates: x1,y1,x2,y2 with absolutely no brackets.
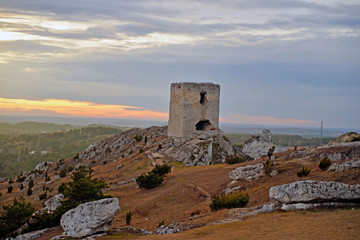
60,198,120,238
13,229,47,240
269,180,360,204
328,159,360,172
44,194,64,212
240,129,274,159
229,163,264,181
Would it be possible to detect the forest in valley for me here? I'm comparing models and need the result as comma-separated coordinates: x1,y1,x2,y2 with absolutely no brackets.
0,122,124,178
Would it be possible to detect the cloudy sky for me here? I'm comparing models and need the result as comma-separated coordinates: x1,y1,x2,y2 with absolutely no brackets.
1,0,359,128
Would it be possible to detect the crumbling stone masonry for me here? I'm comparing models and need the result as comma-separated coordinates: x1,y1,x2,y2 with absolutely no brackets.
168,82,220,138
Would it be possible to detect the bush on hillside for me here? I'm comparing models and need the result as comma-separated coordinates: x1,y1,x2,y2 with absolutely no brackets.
7,186,13,193
319,158,332,170
27,188,33,196
39,192,47,200
150,164,171,176
136,173,164,189
28,179,34,189
0,197,35,237
225,156,246,164
210,192,250,211
264,160,274,176
126,211,132,225
27,166,108,232
134,135,143,142
297,167,311,177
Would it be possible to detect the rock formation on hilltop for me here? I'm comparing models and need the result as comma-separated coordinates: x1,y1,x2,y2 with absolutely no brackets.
238,129,274,159
328,131,360,144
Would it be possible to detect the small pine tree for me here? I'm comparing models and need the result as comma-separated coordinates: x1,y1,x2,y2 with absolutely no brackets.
7,186,13,193
28,179,34,188
27,188,33,196
20,184,24,190
126,211,132,225
0,197,35,236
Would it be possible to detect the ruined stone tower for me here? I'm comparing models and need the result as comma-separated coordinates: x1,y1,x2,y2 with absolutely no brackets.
168,82,220,138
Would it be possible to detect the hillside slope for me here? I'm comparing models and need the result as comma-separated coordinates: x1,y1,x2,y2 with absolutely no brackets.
0,126,359,239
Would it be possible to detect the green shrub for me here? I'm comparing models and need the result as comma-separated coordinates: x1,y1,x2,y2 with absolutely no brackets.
319,158,332,170
144,136,148,144
28,166,108,232
125,211,132,225
45,176,51,182
28,179,34,189
134,135,143,142
225,156,246,164
68,166,74,172
150,164,171,176
136,173,164,189
20,184,24,190
39,192,47,200
158,220,165,227
16,176,26,183
0,197,35,237
297,167,311,177
59,169,67,178
103,161,108,165
264,160,274,176
7,186,13,193
210,192,250,211
27,188,33,196
8,179,14,184
139,148,145,153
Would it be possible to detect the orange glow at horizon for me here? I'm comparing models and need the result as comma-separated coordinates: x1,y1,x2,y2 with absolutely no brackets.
0,98,169,120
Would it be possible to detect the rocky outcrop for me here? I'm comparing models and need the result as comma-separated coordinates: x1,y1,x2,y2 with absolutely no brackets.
156,222,189,235
34,161,52,172
5,229,48,240
229,163,264,181
328,159,360,172
164,130,235,166
60,198,120,238
44,194,64,212
329,132,360,144
269,180,360,204
240,129,274,159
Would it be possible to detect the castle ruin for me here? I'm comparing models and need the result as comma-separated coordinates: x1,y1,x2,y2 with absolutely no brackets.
168,82,220,138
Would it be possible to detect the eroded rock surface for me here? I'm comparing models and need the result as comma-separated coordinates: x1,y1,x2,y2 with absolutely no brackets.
269,180,360,204
328,159,360,172
240,129,274,159
229,163,264,181
44,194,64,212
60,198,120,238
329,132,360,144
164,130,235,166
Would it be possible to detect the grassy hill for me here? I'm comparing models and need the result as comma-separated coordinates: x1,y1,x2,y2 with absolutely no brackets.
0,124,124,178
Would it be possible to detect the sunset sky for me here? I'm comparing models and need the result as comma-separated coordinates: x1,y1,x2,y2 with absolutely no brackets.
1,0,359,128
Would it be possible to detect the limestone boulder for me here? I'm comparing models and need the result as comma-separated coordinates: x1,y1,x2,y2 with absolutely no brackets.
240,129,274,159
229,163,264,181
329,132,360,144
44,194,64,212
60,198,120,238
164,130,234,166
328,159,360,172
269,180,360,204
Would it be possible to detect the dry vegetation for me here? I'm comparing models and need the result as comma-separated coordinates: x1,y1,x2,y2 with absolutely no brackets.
1,138,359,239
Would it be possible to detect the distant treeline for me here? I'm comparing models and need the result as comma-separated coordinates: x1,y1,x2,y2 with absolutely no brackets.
226,133,332,147
0,125,124,178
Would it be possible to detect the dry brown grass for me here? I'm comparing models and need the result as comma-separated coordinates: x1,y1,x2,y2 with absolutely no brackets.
0,145,359,239
101,208,360,240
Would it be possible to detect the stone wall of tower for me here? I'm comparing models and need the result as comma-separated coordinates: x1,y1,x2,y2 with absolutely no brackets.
168,82,220,138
